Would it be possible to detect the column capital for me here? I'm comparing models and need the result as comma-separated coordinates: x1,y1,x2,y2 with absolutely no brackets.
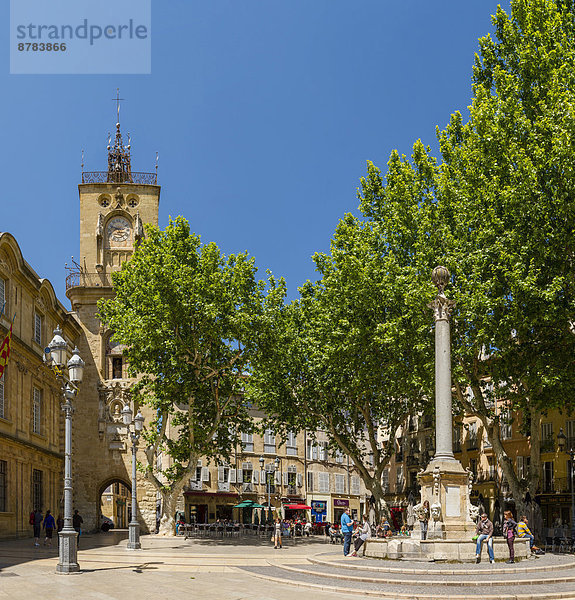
429,294,455,322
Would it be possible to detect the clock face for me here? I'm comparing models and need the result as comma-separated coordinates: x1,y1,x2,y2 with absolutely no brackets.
107,217,131,243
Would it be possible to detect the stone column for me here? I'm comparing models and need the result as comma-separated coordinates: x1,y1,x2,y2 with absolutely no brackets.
430,266,456,462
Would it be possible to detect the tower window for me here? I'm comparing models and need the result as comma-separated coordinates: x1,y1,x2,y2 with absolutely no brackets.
98,195,111,208
112,357,123,379
127,197,139,208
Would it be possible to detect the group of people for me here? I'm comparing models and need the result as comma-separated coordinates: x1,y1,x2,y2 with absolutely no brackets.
30,508,83,547
340,507,371,557
475,511,540,564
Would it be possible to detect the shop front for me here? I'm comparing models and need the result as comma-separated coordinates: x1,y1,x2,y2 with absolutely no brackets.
310,500,328,523
184,491,239,523
333,497,361,523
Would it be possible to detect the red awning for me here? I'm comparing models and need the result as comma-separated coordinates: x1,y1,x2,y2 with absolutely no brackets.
285,504,311,510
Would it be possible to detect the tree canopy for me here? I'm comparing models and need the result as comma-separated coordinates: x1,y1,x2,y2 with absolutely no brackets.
98,217,279,534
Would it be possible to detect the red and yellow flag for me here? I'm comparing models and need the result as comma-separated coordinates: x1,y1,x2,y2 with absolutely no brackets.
0,322,13,381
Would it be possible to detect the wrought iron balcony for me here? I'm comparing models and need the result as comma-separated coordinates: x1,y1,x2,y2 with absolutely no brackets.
81,171,157,185
540,439,555,453
217,482,230,492
66,271,113,290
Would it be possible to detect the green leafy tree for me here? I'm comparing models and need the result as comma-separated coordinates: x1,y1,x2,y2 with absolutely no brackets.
357,0,575,528
433,0,575,520
98,217,276,535
250,211,433,521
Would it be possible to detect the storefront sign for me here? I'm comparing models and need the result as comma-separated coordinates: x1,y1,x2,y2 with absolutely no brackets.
334,499,349,507
311,501,326,511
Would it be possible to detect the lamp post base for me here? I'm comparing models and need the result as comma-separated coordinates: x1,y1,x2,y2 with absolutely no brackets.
56,529,80,574
127,521,141,550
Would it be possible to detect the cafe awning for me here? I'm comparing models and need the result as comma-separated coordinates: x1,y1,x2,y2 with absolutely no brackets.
285,504,311,510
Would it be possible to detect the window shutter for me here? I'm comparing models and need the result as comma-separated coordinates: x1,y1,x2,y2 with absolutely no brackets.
229,468,236,483
252,470,259,484
201,467,210,482
297,473,303,487
260,470,266,485
197,459,202,467
307,471,313,492
283,472,289,486
218,466,224,482
237,468,243,483
274,470,281,485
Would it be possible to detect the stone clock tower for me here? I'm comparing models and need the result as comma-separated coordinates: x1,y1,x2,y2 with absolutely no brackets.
66,117,160,532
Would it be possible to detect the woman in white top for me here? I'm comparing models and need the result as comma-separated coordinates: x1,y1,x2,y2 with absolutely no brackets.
351,514,371,556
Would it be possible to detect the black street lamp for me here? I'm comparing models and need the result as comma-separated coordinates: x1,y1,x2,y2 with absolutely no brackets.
557,428,575,541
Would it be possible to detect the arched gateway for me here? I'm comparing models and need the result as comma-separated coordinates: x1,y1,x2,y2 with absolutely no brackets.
65,117,160,533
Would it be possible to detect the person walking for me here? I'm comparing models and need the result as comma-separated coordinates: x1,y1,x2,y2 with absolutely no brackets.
31,508,43,547
502,510,517,564
419,500,430,540
273,517,282,549
72,510,83,548
475,513,495,564
42,510,56,547
351,514,371,557
340,507,354,557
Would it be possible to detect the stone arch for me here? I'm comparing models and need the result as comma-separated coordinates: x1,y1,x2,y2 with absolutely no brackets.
97,476,132,530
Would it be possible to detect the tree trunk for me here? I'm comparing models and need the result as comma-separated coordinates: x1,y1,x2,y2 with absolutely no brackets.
365,477,390,524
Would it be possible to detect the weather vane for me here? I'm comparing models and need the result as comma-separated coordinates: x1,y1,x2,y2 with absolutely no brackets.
113,88,125,124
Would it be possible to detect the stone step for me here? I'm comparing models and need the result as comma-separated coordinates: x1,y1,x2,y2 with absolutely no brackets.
240,564,575,600
308,552,575,576
279,561,575,586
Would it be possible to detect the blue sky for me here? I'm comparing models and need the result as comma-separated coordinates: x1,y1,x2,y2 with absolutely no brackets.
1,0,510,303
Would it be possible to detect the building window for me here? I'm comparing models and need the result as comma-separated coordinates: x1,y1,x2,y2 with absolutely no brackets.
307,471,314,492
241,432,254,452
541,423,554,453
517,456,530,481
306,439,317,460
318,471,329,493
263,429,276,454
566,420,575,448
0,374,5,420
32,469,43,510
286,432,297,456
335,449,344,464
500,408,512,440
241,462,253,484
0,460,6,512
33,313,42,345
32,387,42,434
335,473,345,494
0,279,5,309
318,441,328,461
382,468,389,493
351,476,360,495
467,421,478,450
542,461,554,492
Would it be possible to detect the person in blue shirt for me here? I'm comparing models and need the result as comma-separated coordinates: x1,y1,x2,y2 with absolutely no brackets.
340,507,354,557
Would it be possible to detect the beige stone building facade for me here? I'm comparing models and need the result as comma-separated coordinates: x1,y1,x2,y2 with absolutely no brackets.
181,419,368,525
384,401,574,531
0,233,82,539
